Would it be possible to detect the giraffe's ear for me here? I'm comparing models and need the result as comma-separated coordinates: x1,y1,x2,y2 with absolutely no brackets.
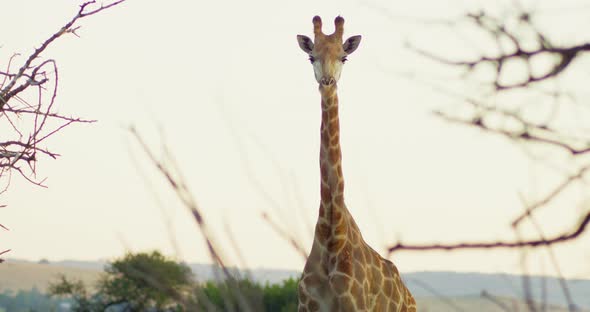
343,35,361,55
297,35,314,54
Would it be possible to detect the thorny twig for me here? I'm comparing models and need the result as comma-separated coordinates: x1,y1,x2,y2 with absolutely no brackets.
0,0,126,260
0,0,125,187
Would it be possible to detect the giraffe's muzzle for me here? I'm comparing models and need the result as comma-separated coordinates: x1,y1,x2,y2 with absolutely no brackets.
320,77,336,86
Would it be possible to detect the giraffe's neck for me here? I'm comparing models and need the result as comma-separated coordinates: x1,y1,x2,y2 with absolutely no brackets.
318,88,346,229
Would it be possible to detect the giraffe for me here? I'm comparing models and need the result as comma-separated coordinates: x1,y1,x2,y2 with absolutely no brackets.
295,16,417,312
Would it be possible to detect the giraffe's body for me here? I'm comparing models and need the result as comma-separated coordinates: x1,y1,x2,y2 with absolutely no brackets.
296,16,417,312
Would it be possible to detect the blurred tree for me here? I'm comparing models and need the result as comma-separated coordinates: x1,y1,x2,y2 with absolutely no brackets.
0,287,62,312
50,251,193,311
262,278,298,312
49,274,106,312
198,279,265,311
196,277,299,312
49,250,300,311
99,251,193,310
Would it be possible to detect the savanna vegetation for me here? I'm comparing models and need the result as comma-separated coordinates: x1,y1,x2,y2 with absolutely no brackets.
45,251,298,312
0,288,62,312
3,1,590,311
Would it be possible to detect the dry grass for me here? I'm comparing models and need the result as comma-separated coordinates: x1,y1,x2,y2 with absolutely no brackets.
0,260,101,293
417,296,589,312
3,260,588,311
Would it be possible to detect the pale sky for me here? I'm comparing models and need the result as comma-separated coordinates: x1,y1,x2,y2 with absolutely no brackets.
2,0,590,279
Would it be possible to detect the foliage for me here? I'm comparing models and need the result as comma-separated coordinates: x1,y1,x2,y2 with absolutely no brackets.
0,288,62,312
49,251,193,311
99,251,193,310
262,278,298,312
47,251,299,311
48,275,104,312
8,274,298,312
198,278,265,311
196,277,298,312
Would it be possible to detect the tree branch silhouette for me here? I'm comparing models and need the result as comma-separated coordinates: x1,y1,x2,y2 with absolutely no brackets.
409,11,590,91
0,0,126,188
0,0,126,261
388,5,590,273
389,211,590,254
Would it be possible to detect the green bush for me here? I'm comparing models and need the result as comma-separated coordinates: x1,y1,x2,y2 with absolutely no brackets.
0,288,62,312
49,251,299,312
49,251,193,311
263,278,298,312
197,277,298,311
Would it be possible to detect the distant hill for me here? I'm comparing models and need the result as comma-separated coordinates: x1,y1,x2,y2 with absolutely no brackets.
415,296,584,312
0,260,101,293
405,271,590,310
3,259,589,310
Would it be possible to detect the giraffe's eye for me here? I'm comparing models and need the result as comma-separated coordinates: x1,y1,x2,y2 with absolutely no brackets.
309,56,315,63
341,56,348,63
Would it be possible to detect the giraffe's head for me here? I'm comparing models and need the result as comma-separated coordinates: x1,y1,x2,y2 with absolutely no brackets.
297,16,361,87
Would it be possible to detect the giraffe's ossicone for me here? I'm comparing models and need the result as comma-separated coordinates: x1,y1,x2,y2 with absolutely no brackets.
296,16,417,312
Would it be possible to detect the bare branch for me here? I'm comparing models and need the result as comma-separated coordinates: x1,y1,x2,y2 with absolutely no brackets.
130,126,255,311
388,210,590,254
0,249,10,263
261,212,308,262
2,108,96,123
410,10,590,91
0,0,126,259
79,0,126,17
517,194,578,311
0,1,124,190
130,127,230,276
435,111,590,156
512,166,590,227
1,1,126,106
